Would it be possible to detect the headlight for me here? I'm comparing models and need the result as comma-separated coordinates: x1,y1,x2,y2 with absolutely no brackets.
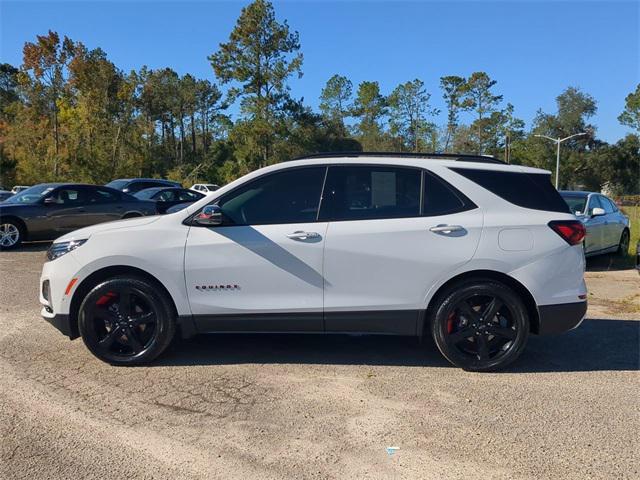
46,239,87,261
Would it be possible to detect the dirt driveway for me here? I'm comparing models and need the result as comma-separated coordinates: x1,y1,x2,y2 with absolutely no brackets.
1,246,638,480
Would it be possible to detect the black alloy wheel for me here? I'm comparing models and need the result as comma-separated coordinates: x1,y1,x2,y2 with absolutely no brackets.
78,276,176,365
431,280,529,371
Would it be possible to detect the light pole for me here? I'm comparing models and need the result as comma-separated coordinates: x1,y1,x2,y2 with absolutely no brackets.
534,133,587,189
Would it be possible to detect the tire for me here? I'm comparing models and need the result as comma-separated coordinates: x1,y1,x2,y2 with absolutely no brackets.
430,279,529,372
78,276,176,365
617,229,630,256
0,219,24,250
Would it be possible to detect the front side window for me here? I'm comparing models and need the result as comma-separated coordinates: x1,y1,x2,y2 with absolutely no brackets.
601,196,616,214
217,167,326,225
587,195,602,215
178,190,200,201
49,188,84,205
319,166,421,221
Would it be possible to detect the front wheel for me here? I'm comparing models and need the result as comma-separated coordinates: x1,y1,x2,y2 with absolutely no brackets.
78,276,176,365
430,279,529,372
0,220,23,249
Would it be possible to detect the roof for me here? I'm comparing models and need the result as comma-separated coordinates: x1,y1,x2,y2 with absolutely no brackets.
292,151,505,165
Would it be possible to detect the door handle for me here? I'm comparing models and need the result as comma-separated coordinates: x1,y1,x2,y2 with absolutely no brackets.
429,224,464,235
287,231,320,240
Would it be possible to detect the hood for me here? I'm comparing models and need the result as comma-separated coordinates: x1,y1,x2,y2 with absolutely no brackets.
54,215,162,243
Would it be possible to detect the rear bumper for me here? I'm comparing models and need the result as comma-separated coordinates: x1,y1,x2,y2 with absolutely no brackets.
41,307,76,339
536,301,587,335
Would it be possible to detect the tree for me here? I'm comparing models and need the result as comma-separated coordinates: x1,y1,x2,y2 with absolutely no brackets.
387,79,439,152
440,75,466,152
22,30,77,177
319,74,352,137
352,81,387,150
209,0,302,167
460,72,503,154
618,84,640,133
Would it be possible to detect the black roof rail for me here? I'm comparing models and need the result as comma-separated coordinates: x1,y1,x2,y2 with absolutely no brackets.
290,151,506,165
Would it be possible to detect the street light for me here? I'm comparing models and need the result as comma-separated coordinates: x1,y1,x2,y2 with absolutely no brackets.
534,133,588,189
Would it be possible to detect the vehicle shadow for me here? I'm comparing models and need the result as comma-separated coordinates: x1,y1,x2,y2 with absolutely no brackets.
586,253,635,272
156,318,639,373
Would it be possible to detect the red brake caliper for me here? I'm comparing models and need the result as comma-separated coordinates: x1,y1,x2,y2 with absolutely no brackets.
446,311,456,334
95,291,117,306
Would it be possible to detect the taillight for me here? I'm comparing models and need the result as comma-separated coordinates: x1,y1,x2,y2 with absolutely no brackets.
548,220,586,245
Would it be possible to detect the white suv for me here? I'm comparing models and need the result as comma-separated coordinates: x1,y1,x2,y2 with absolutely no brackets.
40,153,587,371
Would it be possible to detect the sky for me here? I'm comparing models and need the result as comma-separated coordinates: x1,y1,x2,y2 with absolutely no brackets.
1,0,638,143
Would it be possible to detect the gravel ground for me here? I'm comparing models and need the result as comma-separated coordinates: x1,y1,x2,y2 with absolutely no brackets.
1,245,639,480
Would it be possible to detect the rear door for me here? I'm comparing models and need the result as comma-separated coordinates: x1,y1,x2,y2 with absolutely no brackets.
599,195,623,248
82,186,124,224
320,166,482,334
184,166,328,331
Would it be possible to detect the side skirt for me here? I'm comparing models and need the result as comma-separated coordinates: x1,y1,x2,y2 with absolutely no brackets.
180,310,421,337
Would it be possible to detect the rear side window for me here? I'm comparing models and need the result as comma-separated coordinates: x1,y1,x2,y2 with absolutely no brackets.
451,168,570,213
423,171,475,216
319,166,421,221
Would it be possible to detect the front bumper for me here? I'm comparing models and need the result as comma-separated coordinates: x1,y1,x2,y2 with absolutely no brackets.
536,301,587,335
41,307,77,339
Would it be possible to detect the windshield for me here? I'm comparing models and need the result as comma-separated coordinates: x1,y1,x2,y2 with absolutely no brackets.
134,189,160,200
561,194,588,215
4,184,56,204
105,180,129,190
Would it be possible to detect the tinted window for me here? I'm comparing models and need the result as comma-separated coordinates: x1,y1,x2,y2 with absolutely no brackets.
218,167,326,225
105,179,128,190
601,196,616,214
128,182,160,193
451,168,570,213
587,195,602,215
178,190,200,201
50,188,84,205
423,171,474,216
156,190,177,202
561,194,588,216
88,187,119,204
320,166,421,221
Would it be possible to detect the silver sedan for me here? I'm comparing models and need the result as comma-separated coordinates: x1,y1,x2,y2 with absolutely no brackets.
560,191,630,257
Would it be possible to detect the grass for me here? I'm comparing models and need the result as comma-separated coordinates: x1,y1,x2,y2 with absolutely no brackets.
622,205,640,256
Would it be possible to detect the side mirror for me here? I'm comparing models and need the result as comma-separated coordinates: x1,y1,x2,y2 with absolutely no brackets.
194,205,223,226
591,207,606,217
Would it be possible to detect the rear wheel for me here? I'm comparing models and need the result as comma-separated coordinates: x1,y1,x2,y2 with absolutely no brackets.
78,276,176,365
617,229,630,256
430,279,529,371
0,220,23,250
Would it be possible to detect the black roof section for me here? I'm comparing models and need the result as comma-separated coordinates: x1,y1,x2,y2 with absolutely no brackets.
291,151,506,165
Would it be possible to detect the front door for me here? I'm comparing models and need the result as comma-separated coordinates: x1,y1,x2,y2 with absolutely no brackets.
44,187,88,234
184,166,328,332
320,166,483,334
584,195,606,254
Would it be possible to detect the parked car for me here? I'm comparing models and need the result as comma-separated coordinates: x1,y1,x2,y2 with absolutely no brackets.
0,183,157,249
0,190,13,202
191,183,219,194
105,178,181,194
11,185,30,194
40,153,588,371
134,187,204,214
560,191,630,257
